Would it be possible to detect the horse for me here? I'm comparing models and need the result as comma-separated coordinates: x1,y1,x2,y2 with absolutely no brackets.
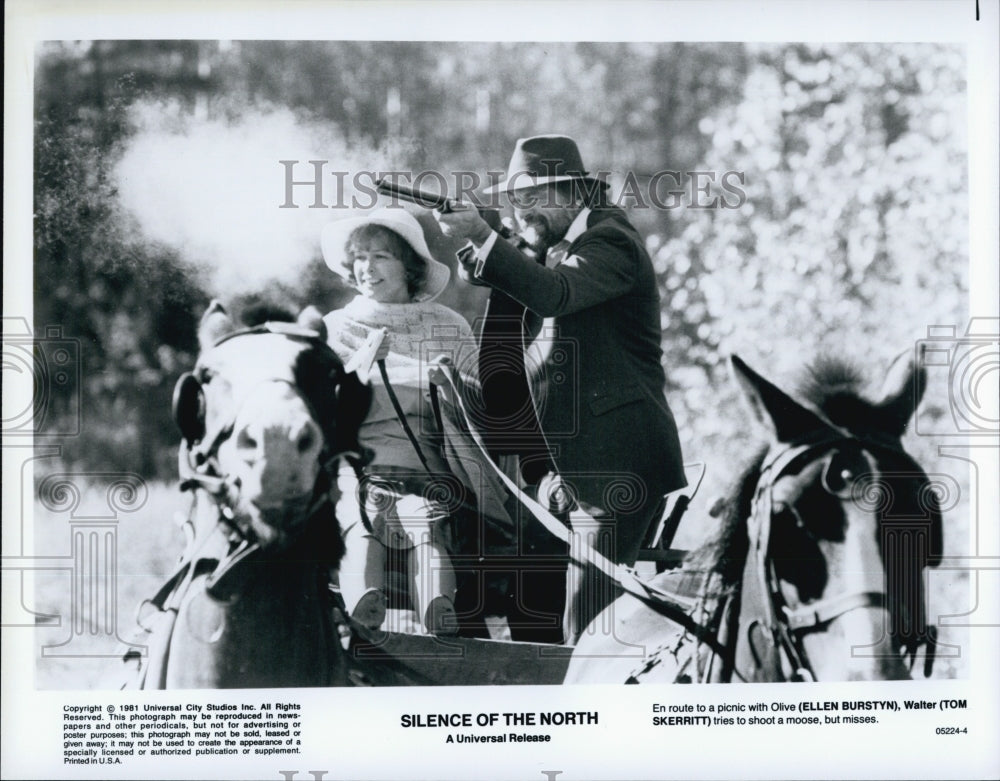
565,351,942,683
126,300,372,688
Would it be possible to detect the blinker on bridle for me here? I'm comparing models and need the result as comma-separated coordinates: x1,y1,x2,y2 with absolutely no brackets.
744,421,937,681
169,324,361,597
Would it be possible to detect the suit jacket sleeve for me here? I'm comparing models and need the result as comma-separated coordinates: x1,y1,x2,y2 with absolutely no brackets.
476,227,637,316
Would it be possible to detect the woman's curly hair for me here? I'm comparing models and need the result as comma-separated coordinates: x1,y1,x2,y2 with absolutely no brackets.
343,224,427,300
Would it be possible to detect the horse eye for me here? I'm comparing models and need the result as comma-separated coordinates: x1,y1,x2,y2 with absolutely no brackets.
824,468,847,494
822,450,858,495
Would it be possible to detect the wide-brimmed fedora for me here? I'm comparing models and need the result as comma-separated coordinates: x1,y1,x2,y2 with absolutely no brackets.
321,208,450,302
483,134,607,194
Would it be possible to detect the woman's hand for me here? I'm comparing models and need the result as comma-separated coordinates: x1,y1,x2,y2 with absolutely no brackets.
372,330,391,363
426,355,454,387
343,328,389,379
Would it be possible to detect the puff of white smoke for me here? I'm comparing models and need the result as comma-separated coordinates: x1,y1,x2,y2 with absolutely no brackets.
114,100,408,297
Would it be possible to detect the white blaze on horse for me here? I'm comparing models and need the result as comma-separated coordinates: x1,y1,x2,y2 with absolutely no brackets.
191,303,333,544
565,351,941,684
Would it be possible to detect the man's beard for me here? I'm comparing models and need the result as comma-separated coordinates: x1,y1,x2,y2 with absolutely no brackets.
517,218,555,256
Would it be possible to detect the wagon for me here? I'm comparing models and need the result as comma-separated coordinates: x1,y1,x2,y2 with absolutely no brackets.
342,481,696,687
138,309,940,689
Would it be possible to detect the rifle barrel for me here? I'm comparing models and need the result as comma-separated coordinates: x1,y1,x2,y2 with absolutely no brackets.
373,177,518,243
374,178,450,210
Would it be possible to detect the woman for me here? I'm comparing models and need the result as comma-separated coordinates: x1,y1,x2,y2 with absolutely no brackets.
321,208,508,636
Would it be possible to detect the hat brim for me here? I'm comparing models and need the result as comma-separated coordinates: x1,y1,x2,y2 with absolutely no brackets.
321,210,450,302
481,174,608,195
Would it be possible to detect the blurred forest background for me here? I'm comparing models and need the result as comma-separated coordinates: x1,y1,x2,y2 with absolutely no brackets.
34,40,968,478
30,41,974,683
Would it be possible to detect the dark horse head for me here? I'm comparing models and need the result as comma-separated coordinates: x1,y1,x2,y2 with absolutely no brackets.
141,301,372,688
705,351,942,681
174,301,371,554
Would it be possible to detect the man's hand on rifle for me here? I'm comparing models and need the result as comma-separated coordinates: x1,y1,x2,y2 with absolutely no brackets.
434,201,494,246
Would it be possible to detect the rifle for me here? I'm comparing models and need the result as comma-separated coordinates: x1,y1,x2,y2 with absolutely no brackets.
374,177,528,247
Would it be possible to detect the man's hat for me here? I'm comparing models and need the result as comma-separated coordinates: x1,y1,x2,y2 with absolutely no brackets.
483,134,607,194
321,208,450,302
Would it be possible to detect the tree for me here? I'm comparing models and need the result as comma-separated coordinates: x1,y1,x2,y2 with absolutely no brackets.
648,43,967,467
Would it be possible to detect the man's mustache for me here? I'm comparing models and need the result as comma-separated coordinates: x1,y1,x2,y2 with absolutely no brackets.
517,221,551,253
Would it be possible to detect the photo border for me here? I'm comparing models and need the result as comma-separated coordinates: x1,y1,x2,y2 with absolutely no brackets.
4,2,998,780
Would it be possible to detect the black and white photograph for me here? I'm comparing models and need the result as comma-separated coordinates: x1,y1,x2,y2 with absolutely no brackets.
3,1,998,779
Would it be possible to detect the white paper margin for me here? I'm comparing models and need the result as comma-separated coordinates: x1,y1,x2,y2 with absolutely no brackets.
3,2,998,780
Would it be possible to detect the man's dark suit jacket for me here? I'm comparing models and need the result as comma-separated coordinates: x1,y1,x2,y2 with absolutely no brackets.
474,206,686,565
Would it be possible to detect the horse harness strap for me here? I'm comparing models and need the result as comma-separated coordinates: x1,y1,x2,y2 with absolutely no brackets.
749,438,862,680
783,590,886,631
177,453,340,598
427,365,733,655
377,358,435,474
745,419,931,680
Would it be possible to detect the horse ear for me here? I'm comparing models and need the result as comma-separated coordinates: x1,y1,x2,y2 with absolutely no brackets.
729,354,828,444
297,305,328,341
874,346,926,437
198,300,234,350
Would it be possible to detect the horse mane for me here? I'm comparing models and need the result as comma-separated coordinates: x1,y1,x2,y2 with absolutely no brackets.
686,356,878,591
683,447,764,591
796,356,883,433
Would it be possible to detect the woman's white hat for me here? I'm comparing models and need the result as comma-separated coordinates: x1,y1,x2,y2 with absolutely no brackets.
321,208,450,302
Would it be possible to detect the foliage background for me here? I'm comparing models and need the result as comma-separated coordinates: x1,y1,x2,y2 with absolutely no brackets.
34,41,968,477
30,41,971,682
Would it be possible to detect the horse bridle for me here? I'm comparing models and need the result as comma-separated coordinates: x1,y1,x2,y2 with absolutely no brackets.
171,323,361,597
740,428,937,681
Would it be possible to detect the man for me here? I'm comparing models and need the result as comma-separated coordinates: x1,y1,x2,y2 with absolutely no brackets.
437,134,685,643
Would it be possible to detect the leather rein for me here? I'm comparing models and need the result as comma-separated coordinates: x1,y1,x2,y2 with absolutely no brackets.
354,361,938,681
171,324,360,601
